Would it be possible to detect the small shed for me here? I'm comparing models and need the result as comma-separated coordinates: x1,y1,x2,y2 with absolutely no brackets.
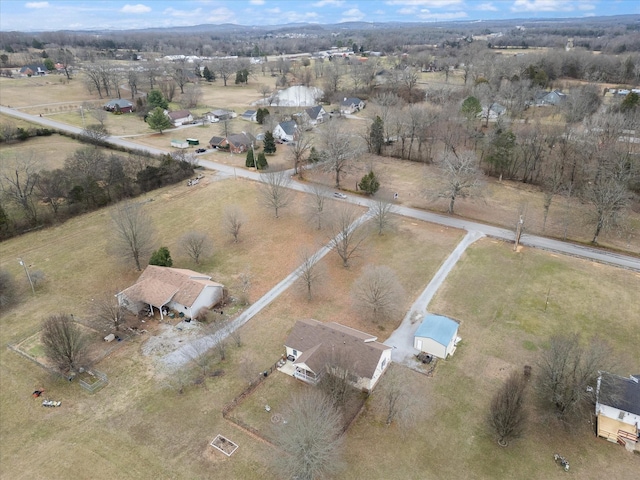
186,138,200,146
171,139,189,149
414,314,460,359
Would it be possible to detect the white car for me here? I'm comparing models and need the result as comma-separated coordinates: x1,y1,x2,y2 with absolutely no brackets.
333,192,347,199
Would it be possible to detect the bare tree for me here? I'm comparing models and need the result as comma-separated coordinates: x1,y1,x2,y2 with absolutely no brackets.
1,153,40,224
435,149,482,215
272,389,344,480
94,293,126,332
179,231,213,265
319,119,363,188
317,349,358,408
41,314,88,372
370,199,395,235
258,84,272,104
376,364,417,429
328,205,369,267
37,169,68,217
306,184,330,231
110,201,155,271
488,371,527,446
222,205,246,243
584,170,630,244
259,170,292,218
289,129,312,177
235,267,252,305
181,83,202,109
351,265,405,322
296,247,324,301
537,333,613,423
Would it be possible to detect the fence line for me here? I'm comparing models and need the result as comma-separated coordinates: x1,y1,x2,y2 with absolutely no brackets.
78,370,108,393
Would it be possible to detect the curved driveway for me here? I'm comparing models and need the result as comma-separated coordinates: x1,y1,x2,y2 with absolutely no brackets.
2,105,639,272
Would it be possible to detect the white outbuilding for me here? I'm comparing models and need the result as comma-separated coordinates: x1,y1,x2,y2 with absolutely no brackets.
413,314,460,359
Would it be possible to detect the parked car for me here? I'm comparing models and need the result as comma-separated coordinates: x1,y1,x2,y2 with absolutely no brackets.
195,148,206,153
333,192,347,199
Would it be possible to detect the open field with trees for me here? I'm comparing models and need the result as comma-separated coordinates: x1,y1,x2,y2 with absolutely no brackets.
1,13,640,480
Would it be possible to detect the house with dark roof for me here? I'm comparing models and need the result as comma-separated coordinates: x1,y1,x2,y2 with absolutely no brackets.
116,266,224,320
103,98,134,113
273,120,298,143
478,102,506,120
533,89,567,107
221,132,255,154
595,372,640,452
240,109,257,122
19,64,47,76
167,110,193,127
208,135,225,149
340,97,365,114
413,314,460,359
206,109,235,123
281,319,392,392
302,105,328,125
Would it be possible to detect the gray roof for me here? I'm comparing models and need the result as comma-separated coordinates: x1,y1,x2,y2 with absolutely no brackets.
278,120,297,136
208,136,225,146
598,373,640,416
341,97,362,106
168,110,192,120
104,99,133,108
305,105,324,119
227,132,255,147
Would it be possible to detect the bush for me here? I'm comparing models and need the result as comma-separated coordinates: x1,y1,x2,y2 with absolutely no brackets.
358,171,380,195
149,246,173,267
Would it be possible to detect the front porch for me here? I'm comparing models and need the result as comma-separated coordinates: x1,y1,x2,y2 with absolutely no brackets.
276,360,319,385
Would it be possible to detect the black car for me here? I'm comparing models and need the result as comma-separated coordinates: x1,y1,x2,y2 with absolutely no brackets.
195,148,206,153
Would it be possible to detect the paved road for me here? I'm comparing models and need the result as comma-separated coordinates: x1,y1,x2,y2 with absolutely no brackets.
2,105,639,272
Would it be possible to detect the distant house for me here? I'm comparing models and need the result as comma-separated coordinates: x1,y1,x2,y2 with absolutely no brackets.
116,266,225,320
533,89,567,106
206,109,234,123
340,97,365,115
595,372,640,452
240,109,257,122
478,103,506,120
103,98,134,113
19,64,47,76
273,120,298,143
167,110,193,127
282,319,392,393
302,105,328,126
413,314,460,359
221,132,255,154
208,136,225,149
170,139,189,149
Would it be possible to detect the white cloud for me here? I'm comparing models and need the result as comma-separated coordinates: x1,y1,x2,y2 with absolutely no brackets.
399,7,418,14
278,10,321,23
386,0,463,7
341,8,366,22
416,9,468,19
313,0,345,6
578,2,596,11
266,7,282,14
206,7,236,23
25,2,49,8
510,0,573,12
121,4,151,14
249,0,265,4
477,2,498,11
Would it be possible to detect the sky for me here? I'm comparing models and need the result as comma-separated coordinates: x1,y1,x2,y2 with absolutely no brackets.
0,0,638,32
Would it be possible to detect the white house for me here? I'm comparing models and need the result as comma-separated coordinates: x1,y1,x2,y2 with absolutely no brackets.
273,120,298,143
478,103,506,120
116,266,224,320
302,105,328,126
206,109,234,123
413,314,460,359
240,109,257,122
595,372,640,452
167,110,193,127
170,139,189,149
282,319,391,393
340,97,365,114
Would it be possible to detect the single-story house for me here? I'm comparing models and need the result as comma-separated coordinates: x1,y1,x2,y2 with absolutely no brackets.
413,314,460,359
340,97,365,114
20,64,47,76
303,105,328,126
273,120,298,143
478,103,506,120
595,372,640,452
221,132,255,154
103,98,134,113
167,110,193,127
208,136,225,149
206,109,234,122
533,89,567,106
240,110,257,122
116,266,224,320
283,319,392,393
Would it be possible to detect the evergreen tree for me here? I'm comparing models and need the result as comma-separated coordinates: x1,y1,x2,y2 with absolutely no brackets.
235,69,249,85
256,152,269,170
369,115,384,155
461,96,482,121
146,107,172,134
256,107,269,125
245,148,255,168
358,171,380,195
147,89,168,110
149,246,173,267
308,146,322,163
263,131,277,154
203,66,214,82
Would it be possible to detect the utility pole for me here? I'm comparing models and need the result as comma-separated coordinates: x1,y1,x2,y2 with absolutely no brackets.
513,215,524,252
18,257,35,294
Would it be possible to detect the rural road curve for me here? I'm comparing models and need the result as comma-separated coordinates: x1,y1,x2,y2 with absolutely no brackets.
3,105,638,271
